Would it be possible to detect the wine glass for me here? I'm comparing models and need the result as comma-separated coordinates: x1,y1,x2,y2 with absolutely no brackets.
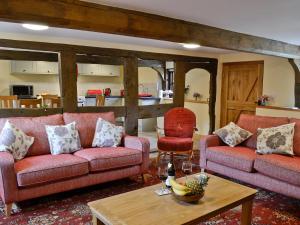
157,161,168,193
182,161,193,182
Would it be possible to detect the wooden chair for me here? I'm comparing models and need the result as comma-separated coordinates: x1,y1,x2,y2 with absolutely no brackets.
0,96,18,108
96,95,105,106
20,99,42,108
156,107,197,164
41,94,61,108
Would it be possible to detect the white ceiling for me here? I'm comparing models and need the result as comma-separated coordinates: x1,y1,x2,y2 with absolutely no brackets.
85,0,300,45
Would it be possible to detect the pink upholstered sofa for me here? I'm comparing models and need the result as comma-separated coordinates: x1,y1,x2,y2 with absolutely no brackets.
200,114,300,199
0,112,150,215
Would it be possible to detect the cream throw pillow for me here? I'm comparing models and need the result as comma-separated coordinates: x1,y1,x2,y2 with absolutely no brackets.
45,122,81,155
92,118,124,147
256,123,295,155
213,122,252,147
0,120,34,160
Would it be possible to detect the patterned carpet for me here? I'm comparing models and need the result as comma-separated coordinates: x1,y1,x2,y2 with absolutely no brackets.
0,156,300,225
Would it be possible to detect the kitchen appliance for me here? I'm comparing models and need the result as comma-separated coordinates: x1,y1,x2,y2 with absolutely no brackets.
104,88,111,96
120,89,125,97
10,85,33,98
87,89,102,96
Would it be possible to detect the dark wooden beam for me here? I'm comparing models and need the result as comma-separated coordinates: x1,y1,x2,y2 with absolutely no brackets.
58,50,77,112
0,0,299,58
289,59,300,108
76,106,126,117
0,108,62,117
123,57,139,135
138,104,174,119
76,55,122,65
0,49,58,61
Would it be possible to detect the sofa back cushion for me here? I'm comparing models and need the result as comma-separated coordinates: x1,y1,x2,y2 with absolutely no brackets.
63,112,115,148
289,118,300,156
0,114,64,156
237,114,289,149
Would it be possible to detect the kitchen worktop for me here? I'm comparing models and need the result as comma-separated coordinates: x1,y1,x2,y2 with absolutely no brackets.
85,95,161,100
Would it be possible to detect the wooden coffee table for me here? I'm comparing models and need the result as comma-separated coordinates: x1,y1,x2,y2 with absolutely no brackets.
88,174,257,225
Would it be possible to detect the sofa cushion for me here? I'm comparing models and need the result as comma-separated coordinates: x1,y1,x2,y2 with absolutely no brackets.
206,146,256,172
0,114,64,156
63,112,115,148
289,118,300,156
157,137,193,151
74,147,142,172
14,154,89,187
237,114,289,149
254,154,300,186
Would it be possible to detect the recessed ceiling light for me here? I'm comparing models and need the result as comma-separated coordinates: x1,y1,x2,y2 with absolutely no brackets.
22,23,49,31
181,43,201,49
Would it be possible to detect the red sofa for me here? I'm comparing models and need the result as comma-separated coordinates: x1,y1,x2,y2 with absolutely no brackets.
200,114,300,199
0,112,150,215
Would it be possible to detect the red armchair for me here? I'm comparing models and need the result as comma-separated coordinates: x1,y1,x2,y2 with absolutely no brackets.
157,107,196,162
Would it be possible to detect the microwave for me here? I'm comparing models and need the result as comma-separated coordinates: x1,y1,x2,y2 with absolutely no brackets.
9,85,33,98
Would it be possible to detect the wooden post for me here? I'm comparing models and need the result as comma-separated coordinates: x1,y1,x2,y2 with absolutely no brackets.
208,62,218,134
173,61,186,107
289,59,300,108
58,50,78,112
124,57,139,135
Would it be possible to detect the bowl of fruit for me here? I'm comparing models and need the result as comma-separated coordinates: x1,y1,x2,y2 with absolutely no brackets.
170,173,209,203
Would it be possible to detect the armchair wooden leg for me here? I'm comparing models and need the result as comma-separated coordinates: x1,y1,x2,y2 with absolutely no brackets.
4,203,12,217
156,151,162,165
141,173,147,183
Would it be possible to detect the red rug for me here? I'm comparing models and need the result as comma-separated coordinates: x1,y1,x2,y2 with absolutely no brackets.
0,157,299,225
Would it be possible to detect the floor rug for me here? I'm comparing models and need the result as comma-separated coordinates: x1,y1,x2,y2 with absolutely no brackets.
0,156,299,225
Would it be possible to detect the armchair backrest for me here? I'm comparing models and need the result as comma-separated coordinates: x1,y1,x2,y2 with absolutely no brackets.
164,107,196,138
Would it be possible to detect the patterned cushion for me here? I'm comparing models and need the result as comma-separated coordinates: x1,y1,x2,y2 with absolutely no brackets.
45,122,81,155
92,118,124,147
213,122,252,147
256,123,295,155
0,121,34,160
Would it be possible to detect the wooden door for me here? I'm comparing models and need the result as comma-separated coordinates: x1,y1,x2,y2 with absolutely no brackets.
220,61,263,126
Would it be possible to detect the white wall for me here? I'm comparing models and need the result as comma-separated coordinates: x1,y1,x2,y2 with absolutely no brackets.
215,52,295,128
138,67,162,97
184,69,210,135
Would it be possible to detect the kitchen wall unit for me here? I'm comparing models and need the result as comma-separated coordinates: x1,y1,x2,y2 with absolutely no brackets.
77,63,120,76
11,61,120,76
11,60,58,75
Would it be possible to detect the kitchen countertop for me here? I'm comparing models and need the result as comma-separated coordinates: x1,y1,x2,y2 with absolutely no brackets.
85,95,161,100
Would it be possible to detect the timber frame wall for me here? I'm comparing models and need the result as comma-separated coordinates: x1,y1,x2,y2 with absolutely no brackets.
0,39,218,135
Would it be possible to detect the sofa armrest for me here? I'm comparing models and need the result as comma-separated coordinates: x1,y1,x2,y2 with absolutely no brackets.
0,152,18,204
199,135,223,169
124,136,150,173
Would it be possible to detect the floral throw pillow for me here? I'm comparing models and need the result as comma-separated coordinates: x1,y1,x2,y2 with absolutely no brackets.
213,122,252,147
92,118,124,147
45,122,81,155
0,120,34,160
256,123,295,155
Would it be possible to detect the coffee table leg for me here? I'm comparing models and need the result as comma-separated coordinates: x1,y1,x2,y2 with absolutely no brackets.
93,215,105,225
241,199,253,225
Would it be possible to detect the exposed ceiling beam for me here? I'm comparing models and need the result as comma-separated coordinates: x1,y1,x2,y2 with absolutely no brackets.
0,0,299,58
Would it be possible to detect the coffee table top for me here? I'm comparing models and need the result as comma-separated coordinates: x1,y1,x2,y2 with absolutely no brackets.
88,174,257,225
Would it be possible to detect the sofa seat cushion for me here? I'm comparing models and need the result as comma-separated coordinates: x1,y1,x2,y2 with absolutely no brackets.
206,146,256,172
157,137,193,151
14,154,89,187
254,154,300,186
74,147,142,172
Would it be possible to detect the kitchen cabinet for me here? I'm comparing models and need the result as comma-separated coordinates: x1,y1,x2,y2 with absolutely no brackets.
36,61,58,74
77,63,120,76
101,65,120,76
11,61,36,74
